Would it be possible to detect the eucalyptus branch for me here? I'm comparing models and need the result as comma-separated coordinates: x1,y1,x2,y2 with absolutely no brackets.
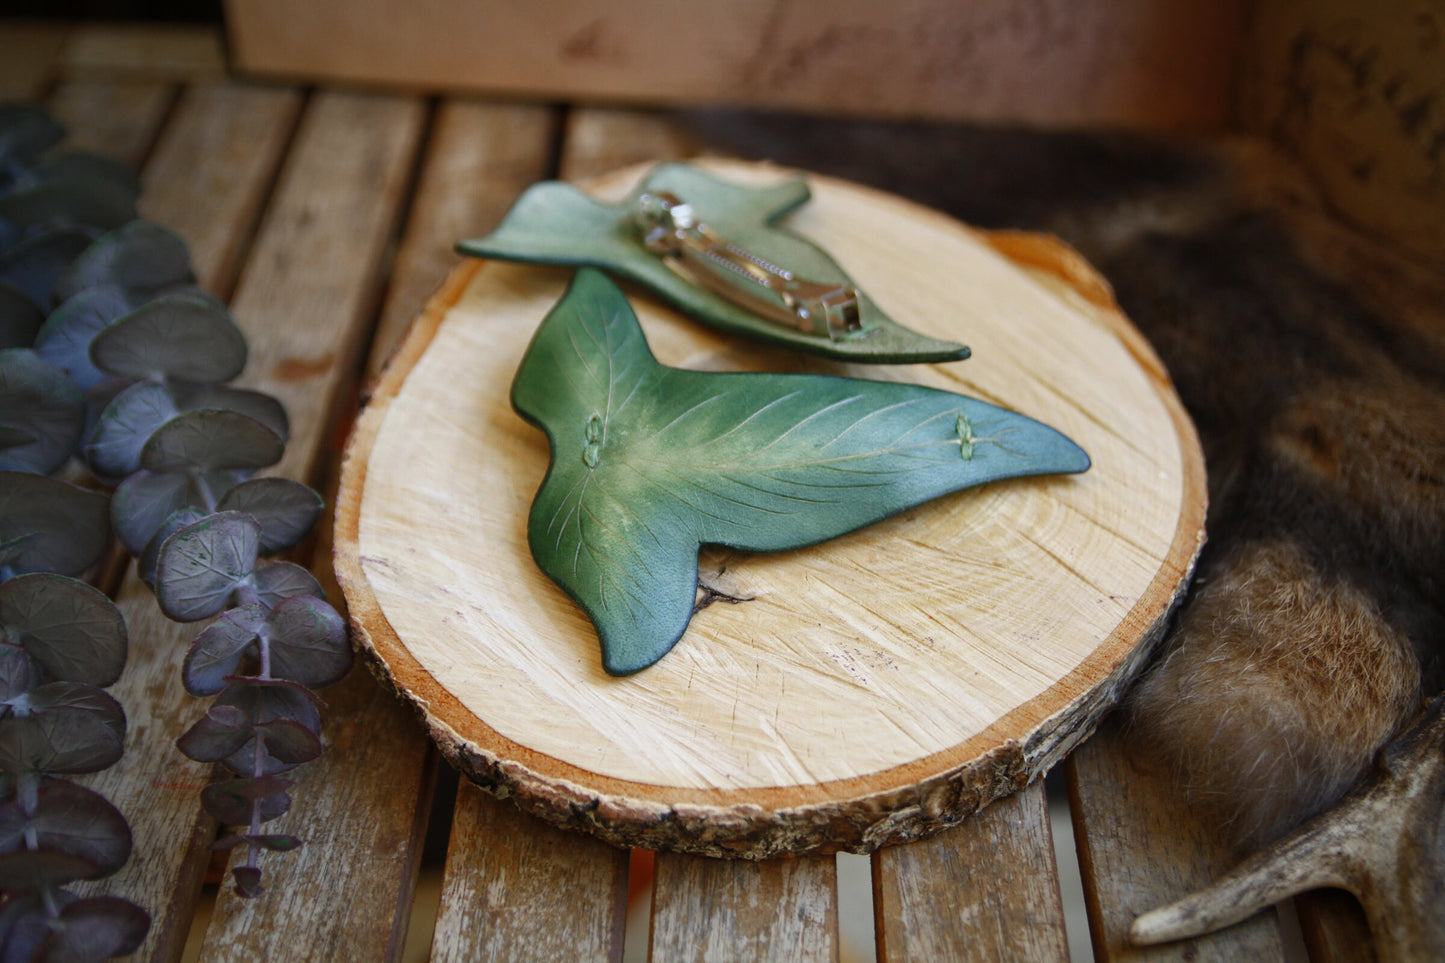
1,102,351,920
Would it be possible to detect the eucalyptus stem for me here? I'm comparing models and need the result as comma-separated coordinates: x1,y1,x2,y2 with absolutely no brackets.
192,470,220,514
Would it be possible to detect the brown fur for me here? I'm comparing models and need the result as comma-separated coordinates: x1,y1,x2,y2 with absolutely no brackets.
1129,540,1421,845
679,111,1445,847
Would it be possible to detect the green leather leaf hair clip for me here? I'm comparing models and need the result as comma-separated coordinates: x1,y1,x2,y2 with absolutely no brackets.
461,163,969,364
513,269,1089,675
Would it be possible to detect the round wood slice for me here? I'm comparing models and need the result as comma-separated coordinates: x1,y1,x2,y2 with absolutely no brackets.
334,160,1206,858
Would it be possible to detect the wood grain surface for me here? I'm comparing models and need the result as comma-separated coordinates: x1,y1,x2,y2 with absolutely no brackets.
138,83,302,298
369,100,558,378
336,158,1207,856
432,782,630,962
873,782,1069,961
650,851,839,961
47,79,175,168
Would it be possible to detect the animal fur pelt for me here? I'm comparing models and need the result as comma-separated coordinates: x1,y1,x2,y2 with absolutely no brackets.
680,113,1445,850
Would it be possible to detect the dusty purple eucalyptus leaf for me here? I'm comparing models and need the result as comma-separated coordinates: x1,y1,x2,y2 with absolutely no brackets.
0,779,131,876
0,849,98,891
214,678,322,776
0,573,126,687
254,718,322,766
181,603,265,697
0,644,30,701
136,505,205,590
0,473,109,578
83,379,177,478
0,349,82,475
52,221,193,306
112,467,248,556
251,561,323,613
0,106,64,169
33,285,138,391
229,865,263,898
0,891,54,963
154,510,260,622
0,684,126,774
217,478,322,554
0,228,96,309
109,470,187,555
265,595,351,690
40,896,149,961
200,774,292,826
176,704,254,764
90,292,246,384
21,151,140,198
140,409,283,475
175,386,288,444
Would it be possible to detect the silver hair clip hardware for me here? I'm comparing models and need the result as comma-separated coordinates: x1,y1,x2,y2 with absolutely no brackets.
633,191,863,340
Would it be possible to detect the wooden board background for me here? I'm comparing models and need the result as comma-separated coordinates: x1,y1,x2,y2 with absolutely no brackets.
4,21,1407,960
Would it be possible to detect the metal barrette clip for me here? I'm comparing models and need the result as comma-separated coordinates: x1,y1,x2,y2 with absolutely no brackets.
632,190,863,340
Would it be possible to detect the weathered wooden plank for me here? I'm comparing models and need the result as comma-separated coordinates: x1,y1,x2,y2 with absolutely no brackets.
873,782,1069,962
369,100,556,378
650,853,839,962
47,80,175,169
227,90,427,482
139,83,302,298
58,77,287,963
1066,716,1287,961
0,21,70,100
61,23,227,83
430,783,629,962
558,107,700,183
180,90,427,959
372,96,611,962
227,0,1242,129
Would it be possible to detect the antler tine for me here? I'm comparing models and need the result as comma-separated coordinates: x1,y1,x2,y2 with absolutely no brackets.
1131,696,1445,960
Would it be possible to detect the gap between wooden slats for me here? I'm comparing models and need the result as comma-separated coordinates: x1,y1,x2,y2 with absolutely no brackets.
57,79,294,962
192,90,434,960
1066,715,1288,961
873,782,1069,962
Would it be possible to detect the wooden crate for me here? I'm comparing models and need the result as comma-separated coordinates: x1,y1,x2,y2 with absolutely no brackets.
223,0,1243,130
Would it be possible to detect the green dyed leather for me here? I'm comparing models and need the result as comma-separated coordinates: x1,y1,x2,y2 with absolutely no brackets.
512,269,1089,674
461,163,970,364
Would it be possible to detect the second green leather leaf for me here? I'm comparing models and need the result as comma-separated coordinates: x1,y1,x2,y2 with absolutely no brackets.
462,163,970,364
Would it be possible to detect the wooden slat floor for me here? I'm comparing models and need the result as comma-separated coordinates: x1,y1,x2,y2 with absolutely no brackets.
1,22,1380,963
